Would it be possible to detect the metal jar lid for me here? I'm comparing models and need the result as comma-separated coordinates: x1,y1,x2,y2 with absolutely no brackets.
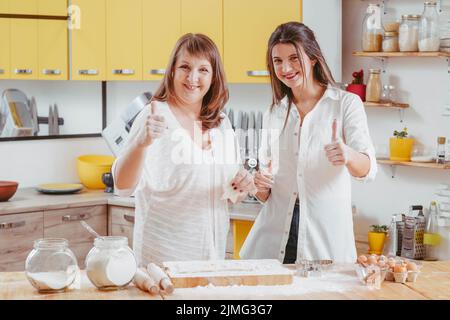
438,137,446,144
384,31,398,37
402,14,421,20
369,69,381,74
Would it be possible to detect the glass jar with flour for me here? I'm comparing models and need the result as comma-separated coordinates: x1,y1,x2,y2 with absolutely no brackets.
419,1,441,51
85,236,137,290
399,15,420,52
25,238,79,293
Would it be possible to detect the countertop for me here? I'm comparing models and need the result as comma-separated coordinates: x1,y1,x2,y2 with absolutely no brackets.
0,188,262,221
1,261,449,300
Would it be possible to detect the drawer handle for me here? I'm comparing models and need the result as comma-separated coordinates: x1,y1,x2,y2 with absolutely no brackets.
78,69,98,75
42,69,61,75
14,69,32,75
0,69,4,74
246,70,269,77
0,221,26,230
62,213,90,222
149,69,165,75
123,214,135,223
112,69,135,75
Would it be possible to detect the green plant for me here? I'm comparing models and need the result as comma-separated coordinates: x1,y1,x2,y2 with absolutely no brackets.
370,224,389,233
393,127,408,139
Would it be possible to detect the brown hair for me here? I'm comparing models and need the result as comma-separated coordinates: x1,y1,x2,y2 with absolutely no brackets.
267,22,335,127
152,33,229,131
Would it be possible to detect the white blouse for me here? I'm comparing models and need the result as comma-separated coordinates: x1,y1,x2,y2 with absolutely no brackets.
112,101,240,267
240,86,377,263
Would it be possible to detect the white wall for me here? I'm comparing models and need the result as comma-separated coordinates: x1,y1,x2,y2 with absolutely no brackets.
343,0,450,259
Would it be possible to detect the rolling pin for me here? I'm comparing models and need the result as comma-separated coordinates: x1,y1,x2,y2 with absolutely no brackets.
133,268,160,295
147,263,174,295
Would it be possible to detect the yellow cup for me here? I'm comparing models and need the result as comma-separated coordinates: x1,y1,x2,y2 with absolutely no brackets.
77,155,115,189
389,138,414,161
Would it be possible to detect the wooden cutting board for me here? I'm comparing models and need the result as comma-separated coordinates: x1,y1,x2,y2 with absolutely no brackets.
162,259,294,288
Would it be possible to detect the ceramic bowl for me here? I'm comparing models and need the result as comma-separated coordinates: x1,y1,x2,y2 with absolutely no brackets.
0,181,19,201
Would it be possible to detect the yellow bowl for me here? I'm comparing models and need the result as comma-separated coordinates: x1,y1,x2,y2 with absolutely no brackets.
76,155,115,189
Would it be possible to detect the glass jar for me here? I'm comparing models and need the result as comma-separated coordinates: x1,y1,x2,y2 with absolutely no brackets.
366,69,382,103
399,15,420,52
419,1,440,51
362,4,383,52
382,6,400,32
382,31,399,52
85,236,137,290
25,238,78,293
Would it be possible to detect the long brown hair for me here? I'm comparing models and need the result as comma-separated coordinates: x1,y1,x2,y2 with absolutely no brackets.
152,33,229,131
267,22,335,127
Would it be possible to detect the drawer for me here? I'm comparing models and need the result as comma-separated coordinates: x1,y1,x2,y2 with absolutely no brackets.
44,205,107,266
0,212,44,271
108,206,135,247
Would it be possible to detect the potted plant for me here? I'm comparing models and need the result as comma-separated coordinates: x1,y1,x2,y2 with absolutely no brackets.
368,224,388,255
389,128,414,161
346,69,366,101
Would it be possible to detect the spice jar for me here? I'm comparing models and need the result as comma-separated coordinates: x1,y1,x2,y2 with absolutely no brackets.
85,236,137,290
362,4,383,52
399,15,420,52
419,1,440,52
25,238,78,293
366,69,382,103
382,31,399,52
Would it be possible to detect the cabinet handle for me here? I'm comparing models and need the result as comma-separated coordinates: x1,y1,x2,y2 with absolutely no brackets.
112,69,135,75
0,221,26,230
42,69,61,75
62,213,90,222
78,69,98,75
0,69,4,74
123,214,135,224
246,70,269,77
149,69,165,75
14,69,32,75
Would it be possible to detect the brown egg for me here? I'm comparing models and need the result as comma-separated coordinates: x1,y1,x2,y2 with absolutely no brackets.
357,255,368,264
367,255,378,265
394,264,406,273
406,262,418,271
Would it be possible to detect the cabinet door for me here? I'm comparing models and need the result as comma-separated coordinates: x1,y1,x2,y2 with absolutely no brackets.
43,205,107,267
224,0,302,83
106,0,142,81
0,212,44,272
71,0,106,80
0,18,9,79
142,0,180,81
108,206,134,248
0,0,9,13
8,0,38,14
38,20,68,80
38,0,67,16
181,0,222,56
10,19,38,79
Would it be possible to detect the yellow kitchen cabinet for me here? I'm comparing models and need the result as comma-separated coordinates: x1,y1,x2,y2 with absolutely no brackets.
71,0,106,81
38,20,68,80
106,0,142,81
8,0,38,14
142,0,181,81
0,0,8,13
10,19,38,79
232,220,254,259
0,18,10,79
224,0,302,83
181,0,222,56
38,0,67,16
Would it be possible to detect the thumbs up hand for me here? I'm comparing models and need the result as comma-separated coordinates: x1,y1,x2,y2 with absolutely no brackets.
136,101,167,148
324,119,349,166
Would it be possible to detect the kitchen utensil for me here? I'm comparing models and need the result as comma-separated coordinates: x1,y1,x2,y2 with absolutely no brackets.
163,259,293,288
48,105,54,135
102,172,114,193
80,220,103,239
53,104,60,135
228,109,234,130
0,89,34,137
36,183,83,195
77,155,115,189
0,181,19,201
29,96,39,135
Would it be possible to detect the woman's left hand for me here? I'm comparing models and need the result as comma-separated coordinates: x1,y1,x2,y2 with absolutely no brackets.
324,119,350,166
231,169,257,196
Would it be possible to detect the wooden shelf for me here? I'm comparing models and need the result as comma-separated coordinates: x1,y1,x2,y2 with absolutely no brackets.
364,102,409,109
353,51,450,58
377,159,450,169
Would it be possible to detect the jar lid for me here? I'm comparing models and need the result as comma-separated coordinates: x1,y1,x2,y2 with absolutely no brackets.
402,14,421,20
384,31,398,36
369,69,381,73
438,137,446,144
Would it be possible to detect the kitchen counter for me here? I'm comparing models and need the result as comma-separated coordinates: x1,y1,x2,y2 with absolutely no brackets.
1,261,449,300
0,188,261,221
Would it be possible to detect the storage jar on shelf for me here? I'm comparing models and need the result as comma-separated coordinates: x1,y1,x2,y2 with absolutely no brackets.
366,69,382,103
399,15,420,52
419,1,440,51
362,4,383,52
382,31,399,52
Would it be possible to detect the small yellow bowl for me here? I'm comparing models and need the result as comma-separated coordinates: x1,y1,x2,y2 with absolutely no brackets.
76,155,115,189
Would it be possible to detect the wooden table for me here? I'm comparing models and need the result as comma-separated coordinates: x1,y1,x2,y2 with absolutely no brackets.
1,262,448,300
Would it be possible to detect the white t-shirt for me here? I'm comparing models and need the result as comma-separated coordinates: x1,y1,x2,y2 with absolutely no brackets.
112,101,240,266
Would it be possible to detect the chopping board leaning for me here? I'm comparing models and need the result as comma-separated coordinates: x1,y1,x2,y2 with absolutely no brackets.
163,259,294,288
